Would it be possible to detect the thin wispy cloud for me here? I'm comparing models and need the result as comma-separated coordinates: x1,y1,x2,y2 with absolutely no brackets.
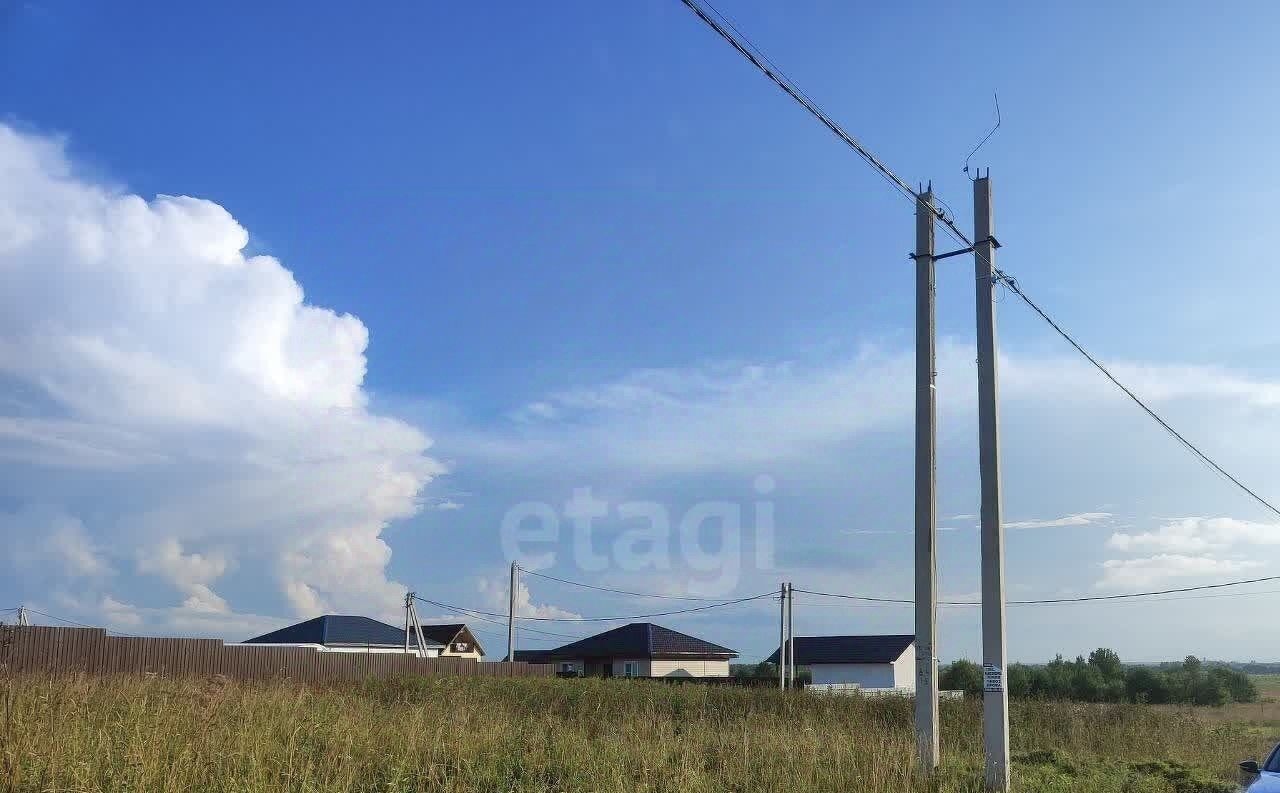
1003,512,1112,530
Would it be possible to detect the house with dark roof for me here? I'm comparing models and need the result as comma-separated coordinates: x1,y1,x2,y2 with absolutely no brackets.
244,615,444,656
766,634,915,691
417,623,485,660
514,622,737,678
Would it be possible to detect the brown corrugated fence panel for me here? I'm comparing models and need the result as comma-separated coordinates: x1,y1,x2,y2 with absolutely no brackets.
16,627,31,672
67,629,84,673
15,627,29,672
35,627,51,672
0,626,557,681
32,627,48,672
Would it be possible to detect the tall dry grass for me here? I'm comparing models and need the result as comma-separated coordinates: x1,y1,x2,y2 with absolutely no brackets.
0,674,1273,792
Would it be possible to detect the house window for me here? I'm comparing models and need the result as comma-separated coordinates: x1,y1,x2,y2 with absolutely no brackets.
560,662,576,675
623,662,637,678
454,643,468,652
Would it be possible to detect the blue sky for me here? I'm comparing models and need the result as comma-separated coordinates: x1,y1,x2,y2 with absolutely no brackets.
3,1,1280,663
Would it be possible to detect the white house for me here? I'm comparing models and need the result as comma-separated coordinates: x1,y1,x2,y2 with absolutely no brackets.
768,634,915,691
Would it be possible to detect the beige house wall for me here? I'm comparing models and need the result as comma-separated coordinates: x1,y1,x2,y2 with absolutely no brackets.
648,659,730,678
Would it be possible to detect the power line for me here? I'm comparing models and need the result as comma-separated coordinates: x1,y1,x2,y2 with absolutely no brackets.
1030,587,1280,607
795,573,1280,607
419,606,535,644
24,608,99,628
461,623,562,649
793,588,1280,609
677,0,919,208
518,566,733,601
993,274,1280,522
677,0,1280,523
418,617,561,650
412,596,587,640
1008,574,1280,605
415,591,774,623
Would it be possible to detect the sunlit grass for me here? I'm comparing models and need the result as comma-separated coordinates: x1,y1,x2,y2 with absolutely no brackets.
0,674,1273,792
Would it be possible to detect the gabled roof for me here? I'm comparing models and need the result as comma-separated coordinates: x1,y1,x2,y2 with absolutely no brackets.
245,615,443,649
512,649,556,664
419,623,486,656
543,623,736,660
765,635,914,665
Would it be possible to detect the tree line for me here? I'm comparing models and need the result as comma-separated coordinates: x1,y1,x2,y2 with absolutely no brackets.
730,662,812,684
940,650,1259,705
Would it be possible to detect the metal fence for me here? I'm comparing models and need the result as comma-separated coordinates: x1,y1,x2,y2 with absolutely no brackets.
0,625,553,681
806,682,965,698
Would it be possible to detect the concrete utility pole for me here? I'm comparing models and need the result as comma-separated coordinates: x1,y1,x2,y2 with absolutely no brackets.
914,187,940,773
974,172,1010,792
778,582,787,689
507,562,519,663
404,592,413,655
401,594,428,658
412,602,428,658
786,582,795,687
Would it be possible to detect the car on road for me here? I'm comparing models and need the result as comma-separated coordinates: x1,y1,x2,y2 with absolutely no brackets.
1240,745,1280,791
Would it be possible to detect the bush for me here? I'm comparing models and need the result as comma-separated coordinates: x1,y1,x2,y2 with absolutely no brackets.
940,658,982,696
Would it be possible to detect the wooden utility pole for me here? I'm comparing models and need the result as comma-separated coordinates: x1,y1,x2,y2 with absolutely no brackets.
974,172,1009,791
507,562,519,663
914,187,940,772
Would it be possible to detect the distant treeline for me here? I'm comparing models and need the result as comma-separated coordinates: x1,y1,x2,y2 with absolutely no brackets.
940,650,1259,706
1203,661,1280,675
730,662,812,684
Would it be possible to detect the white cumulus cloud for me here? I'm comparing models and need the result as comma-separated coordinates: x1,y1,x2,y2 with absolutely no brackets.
0,124,442,631
476,574,581,620
136,539,233,614
1096,554,1261,590
1108,516,1280,554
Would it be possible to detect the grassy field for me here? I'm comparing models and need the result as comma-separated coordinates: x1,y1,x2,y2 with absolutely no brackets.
1,674,1276,793
1253,674,1280,699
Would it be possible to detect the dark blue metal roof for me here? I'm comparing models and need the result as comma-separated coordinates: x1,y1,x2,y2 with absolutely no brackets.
245,615,442,648
765,635,914,665
512,649,556,664
542,622,736,660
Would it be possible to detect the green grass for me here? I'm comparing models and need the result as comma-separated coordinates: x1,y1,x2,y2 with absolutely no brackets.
0,674,1275,792
1252,674,1280,698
